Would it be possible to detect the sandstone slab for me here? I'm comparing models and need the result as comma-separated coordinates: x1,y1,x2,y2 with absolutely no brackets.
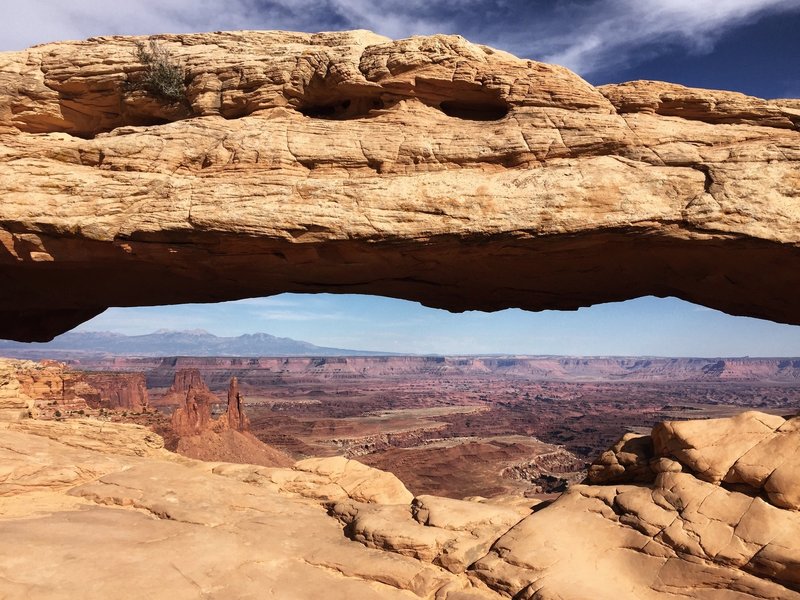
3,392,800,598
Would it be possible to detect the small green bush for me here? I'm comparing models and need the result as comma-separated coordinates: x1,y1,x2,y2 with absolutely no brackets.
133,39,186,102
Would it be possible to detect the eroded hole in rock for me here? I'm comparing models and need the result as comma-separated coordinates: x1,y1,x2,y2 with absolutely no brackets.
296,96,387,120
5,28,800,599
439,100,510,121
121,115,174,129
411,78,511,121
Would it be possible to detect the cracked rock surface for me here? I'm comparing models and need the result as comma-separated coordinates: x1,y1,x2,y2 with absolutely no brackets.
3,360,800,599
0,31,798,340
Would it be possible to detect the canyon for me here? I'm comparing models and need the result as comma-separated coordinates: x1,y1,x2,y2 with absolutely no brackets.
60,354,800,499
2,358,800,599
165,368,293,467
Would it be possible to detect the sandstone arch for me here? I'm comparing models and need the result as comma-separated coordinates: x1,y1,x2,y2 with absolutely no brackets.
0,31,798,341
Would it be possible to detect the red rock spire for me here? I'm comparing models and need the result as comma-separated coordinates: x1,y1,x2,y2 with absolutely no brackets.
226,376,250,432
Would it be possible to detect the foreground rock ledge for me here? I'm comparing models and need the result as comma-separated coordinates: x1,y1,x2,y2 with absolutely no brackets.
2,358,800,598
1,30,799,340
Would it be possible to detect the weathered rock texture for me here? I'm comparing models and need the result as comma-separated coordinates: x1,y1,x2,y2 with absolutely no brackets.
225,376,249,431
0,31,798,341
3,369,800,599
475,412,800,599
589,411,800,510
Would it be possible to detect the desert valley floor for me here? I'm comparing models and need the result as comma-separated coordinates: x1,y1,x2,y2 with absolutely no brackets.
41,355,800,500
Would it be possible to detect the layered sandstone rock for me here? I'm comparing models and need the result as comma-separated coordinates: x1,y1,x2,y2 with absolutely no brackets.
0,31,798,341
472,411,800,599
0,358,152,419
331,494,530,573
0,359,38,420
590,411,800,510
271,456,415,504
472,476,800,599
206,411,800,598
79,371,149,411
0,358,95,417
0,421,496,599
586,431,655,484
168,369,251,436
3,402,800,599
225,376,249,431
5,418,164,457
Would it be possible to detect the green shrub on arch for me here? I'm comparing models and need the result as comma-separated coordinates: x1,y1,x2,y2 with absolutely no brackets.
132,39,186,102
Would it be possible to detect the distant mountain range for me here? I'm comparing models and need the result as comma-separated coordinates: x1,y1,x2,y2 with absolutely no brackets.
0,329,391,358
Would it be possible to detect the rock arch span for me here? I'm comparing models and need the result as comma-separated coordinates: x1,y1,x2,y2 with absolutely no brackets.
0,30,798,341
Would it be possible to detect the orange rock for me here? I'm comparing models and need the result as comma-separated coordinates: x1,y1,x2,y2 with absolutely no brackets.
168,369,215,436
80,372,149,412
4,364,800,600
166,369,290,467
225,376,249,432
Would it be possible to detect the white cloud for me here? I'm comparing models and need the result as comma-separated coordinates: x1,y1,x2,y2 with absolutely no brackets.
252,309,363,322
316,0,456,38
0,0,444,51
536,0,800,74
0,0,261,50
233,297,302,308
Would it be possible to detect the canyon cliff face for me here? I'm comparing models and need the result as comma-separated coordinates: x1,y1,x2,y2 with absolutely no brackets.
79,372,149,411
0,358,149,418
132,355,800,385
0,31,798,341
225,377,250,431
167,369,248,435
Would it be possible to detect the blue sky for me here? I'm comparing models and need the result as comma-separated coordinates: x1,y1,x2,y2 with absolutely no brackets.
3,1,800,356
76,295,800,357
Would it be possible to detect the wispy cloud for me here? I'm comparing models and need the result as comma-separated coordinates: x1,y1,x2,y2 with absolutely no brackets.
1,0,262,50
533,0,800,75
233,296,302,308
252,309,364,322
249,0,800,76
